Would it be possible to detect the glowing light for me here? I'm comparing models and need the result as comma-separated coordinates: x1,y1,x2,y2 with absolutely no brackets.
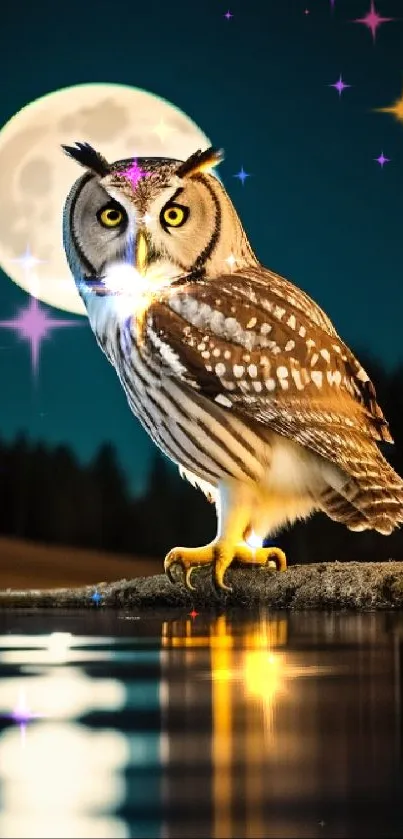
376,89,403,124
141,213,155,226
246,531,263,549
0,723,130,838
152,118,175,142
121,159,150,189
91,591,102,605
8,244,45,276
10,690,41,748
233,166,250,185
1,667,125,721
329,74,351,96
0,297,81,377
225,253,237,270
47,632,74,664
375,151,390,167
244,651,284,707
224,10,233,20
352,1,395,42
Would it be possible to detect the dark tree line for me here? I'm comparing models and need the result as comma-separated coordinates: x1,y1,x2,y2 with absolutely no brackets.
2,354,403,564
0,436,216,558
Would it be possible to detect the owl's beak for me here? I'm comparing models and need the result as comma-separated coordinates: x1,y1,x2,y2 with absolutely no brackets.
135,230,148,275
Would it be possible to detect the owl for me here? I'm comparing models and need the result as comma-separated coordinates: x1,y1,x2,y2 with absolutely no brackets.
62,141,403,592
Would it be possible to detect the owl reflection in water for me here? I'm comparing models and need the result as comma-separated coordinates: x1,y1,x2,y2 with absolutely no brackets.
62,142,403,592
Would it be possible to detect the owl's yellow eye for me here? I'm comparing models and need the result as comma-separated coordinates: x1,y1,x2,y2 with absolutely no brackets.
97,204,126,228
160,202,189,230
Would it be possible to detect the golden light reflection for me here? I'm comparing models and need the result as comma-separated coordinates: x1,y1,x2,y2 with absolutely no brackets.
161,613,333,839
162,613,289,838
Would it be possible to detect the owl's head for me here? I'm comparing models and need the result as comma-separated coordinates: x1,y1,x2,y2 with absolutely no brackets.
62,142,257,300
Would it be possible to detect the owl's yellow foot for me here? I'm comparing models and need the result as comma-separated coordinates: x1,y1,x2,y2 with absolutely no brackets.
164,542,234,593
164,543,287,593
234,545,287,572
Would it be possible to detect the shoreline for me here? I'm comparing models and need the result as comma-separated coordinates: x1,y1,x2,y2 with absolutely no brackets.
1,561,403,610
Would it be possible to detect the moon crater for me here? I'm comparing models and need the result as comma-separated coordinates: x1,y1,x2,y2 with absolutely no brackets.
19,158,52,195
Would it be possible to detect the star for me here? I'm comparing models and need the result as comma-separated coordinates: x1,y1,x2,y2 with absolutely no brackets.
233,166,251,185
224,10,233,20
375,151,390,167
9,244,45,276
376,89,403,124
91,590,102,605
352,1,394,42
122,160,149,190
0,296,80,377
330,0,335,8
329,75,351,97
304,8,310,14
11,690,40,748
189,609,199,619
152,118,175,143
225,253,237,270
141,212,155,226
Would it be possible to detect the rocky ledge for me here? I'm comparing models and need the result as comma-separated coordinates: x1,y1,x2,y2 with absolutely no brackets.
1,561,403,610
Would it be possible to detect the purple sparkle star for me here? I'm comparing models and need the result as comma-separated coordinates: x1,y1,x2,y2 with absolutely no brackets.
353,1,394,42
0,296,81,377
233,166,251,185
224,10,233,20
11,691,41,748
329,74,351,97
375,151,390,167
121,159,149,190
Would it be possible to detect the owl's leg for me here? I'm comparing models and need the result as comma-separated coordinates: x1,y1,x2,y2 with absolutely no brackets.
164,480,254,593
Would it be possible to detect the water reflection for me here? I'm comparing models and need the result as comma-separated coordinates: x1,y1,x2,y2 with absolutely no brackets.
0,611,401,838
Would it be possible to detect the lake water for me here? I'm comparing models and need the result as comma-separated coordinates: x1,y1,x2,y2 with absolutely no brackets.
0,608,402,838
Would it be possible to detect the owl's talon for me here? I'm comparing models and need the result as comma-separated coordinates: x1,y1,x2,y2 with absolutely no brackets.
265,547,287,572
212,571,232,595
233,544,288,572
164,547,212,590
185,566,197,591
165,562,179,586
164,544,235,592
164,553,181,586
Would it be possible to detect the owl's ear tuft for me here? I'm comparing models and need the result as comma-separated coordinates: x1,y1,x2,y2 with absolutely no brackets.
175,147,224,178
61,142,111,177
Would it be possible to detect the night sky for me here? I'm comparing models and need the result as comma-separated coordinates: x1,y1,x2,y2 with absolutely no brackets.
1,0,402,495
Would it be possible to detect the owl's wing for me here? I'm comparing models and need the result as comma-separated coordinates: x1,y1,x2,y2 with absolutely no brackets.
144,269,392,473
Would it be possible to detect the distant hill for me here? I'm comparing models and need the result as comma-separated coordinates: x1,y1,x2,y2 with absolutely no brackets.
0,536,161,589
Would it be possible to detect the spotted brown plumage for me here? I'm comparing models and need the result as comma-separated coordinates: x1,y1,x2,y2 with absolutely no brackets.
141,268,403,535
145,269,391,444
62,141,403,590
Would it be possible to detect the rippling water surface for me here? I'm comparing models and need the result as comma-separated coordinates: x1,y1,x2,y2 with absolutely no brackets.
0,608,402,838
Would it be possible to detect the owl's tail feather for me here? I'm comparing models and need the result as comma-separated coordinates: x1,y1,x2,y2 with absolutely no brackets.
321,450,403,536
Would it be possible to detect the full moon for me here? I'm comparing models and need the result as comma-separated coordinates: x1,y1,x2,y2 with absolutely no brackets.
0,83,212,315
